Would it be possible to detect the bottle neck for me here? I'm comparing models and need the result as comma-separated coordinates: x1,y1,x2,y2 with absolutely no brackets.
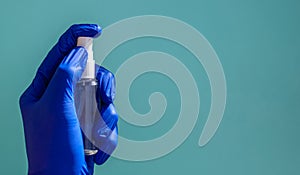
77,78,98,86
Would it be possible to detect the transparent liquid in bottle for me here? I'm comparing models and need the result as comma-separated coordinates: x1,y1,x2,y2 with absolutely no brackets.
74,78,99,155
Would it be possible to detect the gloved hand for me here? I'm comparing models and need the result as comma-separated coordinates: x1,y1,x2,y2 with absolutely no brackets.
19,24,118,175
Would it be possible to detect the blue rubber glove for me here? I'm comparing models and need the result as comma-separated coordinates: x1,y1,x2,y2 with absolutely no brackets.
19,24,105,175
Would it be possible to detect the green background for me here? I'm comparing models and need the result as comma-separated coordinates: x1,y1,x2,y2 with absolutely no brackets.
0,0,299,174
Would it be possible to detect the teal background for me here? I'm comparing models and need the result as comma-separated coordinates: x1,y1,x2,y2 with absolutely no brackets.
0,0,299,174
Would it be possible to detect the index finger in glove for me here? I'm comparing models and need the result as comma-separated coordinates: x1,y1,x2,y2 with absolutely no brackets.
21,24,101,103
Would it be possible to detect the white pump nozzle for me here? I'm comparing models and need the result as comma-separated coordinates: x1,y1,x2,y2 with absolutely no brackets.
77,37,95,79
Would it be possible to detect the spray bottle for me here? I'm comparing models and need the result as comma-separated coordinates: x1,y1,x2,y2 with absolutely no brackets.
74,37,99,155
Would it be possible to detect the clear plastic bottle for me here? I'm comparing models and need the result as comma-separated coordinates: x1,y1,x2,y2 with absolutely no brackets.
74,37,98,155
74,78,98,155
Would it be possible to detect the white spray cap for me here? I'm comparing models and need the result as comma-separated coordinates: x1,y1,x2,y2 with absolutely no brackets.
77,37,95,79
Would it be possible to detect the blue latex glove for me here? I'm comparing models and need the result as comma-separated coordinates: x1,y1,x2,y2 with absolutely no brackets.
19,24,118,175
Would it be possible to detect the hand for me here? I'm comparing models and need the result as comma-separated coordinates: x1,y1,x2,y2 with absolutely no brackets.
19,24,102,175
